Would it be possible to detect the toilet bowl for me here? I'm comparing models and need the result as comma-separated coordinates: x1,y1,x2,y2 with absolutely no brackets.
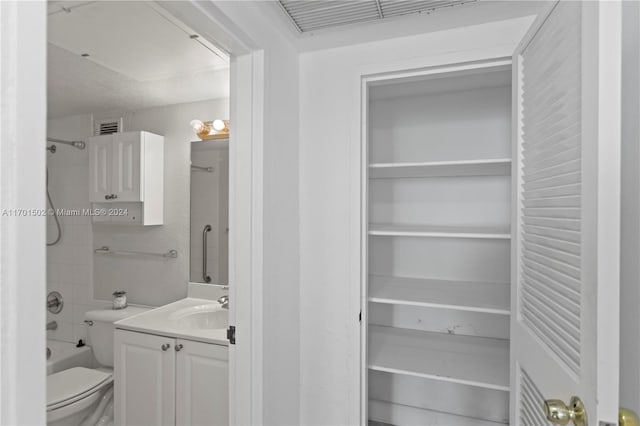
46,306,149,426
47,367,113,426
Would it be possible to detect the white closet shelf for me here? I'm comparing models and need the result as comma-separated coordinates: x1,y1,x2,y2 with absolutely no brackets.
369,158,511,179
369,400,508,426
368,325,510,391
368,224,511,239
368,275,510,315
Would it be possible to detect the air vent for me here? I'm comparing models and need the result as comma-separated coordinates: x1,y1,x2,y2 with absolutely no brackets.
93,117,123,136
278,0,477,33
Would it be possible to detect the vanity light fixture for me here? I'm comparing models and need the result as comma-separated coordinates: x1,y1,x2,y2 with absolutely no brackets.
190,119,229,140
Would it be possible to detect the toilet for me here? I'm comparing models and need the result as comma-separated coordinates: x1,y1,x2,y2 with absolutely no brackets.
47,307,148,426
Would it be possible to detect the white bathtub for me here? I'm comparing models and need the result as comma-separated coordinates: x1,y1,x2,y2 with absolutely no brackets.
46,340,93,375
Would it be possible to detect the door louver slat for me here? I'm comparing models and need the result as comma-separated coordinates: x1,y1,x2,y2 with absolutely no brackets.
519,1,582,376
520,369,553,426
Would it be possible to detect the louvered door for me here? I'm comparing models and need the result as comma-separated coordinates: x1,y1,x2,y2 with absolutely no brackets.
511,1,621,425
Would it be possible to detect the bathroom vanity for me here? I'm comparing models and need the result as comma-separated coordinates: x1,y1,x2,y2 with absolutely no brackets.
113,298,229,425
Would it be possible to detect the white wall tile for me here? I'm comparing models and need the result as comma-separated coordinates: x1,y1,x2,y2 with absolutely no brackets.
47,321,73,343
72,303,93,325
72,324,88,344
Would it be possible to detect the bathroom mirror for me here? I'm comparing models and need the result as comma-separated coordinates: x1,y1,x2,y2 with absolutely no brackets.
190,139,229,285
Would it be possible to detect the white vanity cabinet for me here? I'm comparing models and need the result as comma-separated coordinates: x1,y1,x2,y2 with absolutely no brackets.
114,329,228,426
176,339,229,426
114,330,175,425
89,131,164,225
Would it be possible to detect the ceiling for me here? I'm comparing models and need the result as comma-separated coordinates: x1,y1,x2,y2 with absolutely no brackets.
47,1,230,119
278,0,477,33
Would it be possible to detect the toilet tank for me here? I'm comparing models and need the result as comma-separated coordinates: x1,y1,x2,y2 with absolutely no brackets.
85,306,150,367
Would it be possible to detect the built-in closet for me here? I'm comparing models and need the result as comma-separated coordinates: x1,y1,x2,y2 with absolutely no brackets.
361,2,623,425
364,62,513,426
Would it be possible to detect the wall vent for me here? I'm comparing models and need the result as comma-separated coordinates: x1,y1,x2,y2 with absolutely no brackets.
94,117,123,136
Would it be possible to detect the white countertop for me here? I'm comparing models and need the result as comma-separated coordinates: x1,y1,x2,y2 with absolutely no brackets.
115,297,229,346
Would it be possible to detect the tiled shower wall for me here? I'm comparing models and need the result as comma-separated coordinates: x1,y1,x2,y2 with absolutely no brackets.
46,113,106,344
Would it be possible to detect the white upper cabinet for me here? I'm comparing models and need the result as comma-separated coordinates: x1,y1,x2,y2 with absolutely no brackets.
88,130,164,225
89,134,112,200
110,131,142,202
510,1,621,425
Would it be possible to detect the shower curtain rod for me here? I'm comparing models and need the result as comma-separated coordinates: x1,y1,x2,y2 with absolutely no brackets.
47,137,86,149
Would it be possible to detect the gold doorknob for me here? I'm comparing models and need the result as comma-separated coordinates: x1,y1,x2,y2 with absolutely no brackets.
620,407,640,426
544,396,587,426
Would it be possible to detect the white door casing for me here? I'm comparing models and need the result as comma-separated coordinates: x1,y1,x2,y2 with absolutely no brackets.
510,1,621,425
154,2,266,422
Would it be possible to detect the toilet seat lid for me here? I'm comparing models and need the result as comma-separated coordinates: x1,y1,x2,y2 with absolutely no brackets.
47,367,112,409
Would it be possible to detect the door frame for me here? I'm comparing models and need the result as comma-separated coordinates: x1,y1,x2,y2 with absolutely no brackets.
0,1,266,424
0,2,48,424
138,2,267,423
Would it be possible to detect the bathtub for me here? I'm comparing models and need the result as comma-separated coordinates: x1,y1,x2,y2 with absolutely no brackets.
46,340,93,375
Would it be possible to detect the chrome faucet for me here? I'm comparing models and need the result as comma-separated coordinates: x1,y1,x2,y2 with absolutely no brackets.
47,321,58,331
217,295,229,309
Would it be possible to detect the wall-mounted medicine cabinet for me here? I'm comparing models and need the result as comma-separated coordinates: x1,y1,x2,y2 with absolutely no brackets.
88,130,164,225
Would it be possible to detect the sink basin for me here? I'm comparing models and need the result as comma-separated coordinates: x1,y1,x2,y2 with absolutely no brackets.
168,303,228,330
115,297,230,345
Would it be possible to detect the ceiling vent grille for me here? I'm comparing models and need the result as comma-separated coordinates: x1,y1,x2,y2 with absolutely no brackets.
94,117,123,136
278,0,477,33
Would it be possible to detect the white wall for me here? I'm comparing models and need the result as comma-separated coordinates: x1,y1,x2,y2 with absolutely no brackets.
620,0,640,414
298,16,535,425
92,99,228,307
45,99,228,344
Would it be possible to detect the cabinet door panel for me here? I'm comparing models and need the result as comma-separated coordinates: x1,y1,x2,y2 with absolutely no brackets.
176,340,228,426
89,135,112,202
112,132,141,201
115,330,175,426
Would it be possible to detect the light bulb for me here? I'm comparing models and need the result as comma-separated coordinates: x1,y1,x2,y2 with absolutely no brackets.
212,119,226,131
190,119,205,133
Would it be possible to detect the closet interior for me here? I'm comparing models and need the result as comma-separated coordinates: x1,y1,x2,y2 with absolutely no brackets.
365,62,513,426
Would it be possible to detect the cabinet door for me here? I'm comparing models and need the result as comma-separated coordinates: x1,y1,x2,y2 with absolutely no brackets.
89,134,112,202
175,340,228,426
111,132,142,202
511,1,621,425
114,330,175,426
